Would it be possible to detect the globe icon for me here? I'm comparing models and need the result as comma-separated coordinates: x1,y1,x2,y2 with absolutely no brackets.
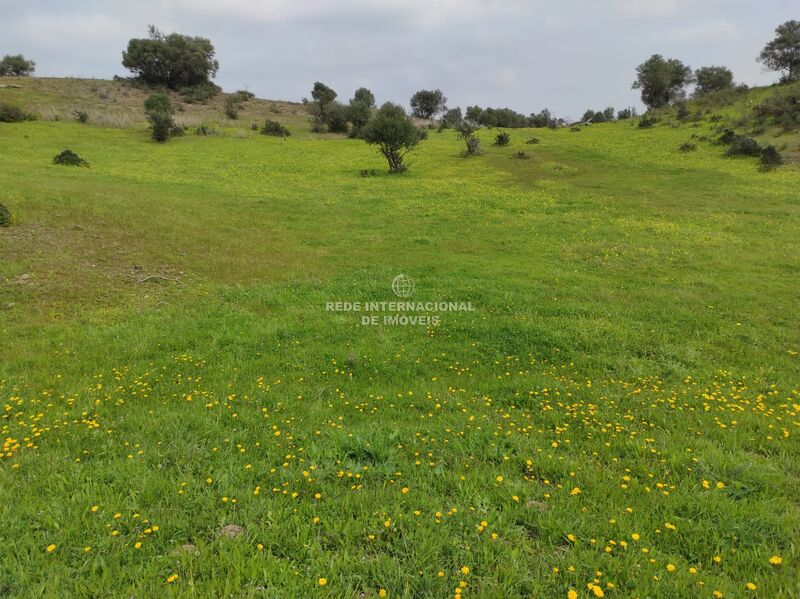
392,274,415,298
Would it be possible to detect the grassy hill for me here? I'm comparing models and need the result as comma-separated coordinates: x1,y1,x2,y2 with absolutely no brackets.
1,78,798,597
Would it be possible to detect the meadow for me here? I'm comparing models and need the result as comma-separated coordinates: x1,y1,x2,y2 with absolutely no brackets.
1,80,799,597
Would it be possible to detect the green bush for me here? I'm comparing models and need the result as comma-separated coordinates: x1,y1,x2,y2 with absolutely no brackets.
144,93,175,142
457,121,481,156
0,203,11,227
53,149,89,167
753,89,800,131
224,96,240,119
526,137,541,144
760,145,784,168
725,135,761,157
361,102,425,173
0,103,34,123
180,81,220,104
73,110,89,123
195,124,217,136
494,131,511,146
261,119,290,137
0,54,35,76
513,151,530,160
638,114,658,129
325,102,349,134
679,142,697,152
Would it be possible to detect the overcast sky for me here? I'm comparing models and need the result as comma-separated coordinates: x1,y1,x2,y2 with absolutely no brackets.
1,1,794,118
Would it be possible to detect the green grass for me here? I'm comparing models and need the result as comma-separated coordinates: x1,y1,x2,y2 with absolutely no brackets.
1,82,799,598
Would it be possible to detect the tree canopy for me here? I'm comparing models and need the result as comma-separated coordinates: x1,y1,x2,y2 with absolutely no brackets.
0,54,36,76
758,20,800,83
122,26,219,89
361,102,425,173
693,66,735,94
633,54,694,110
410,89,447,119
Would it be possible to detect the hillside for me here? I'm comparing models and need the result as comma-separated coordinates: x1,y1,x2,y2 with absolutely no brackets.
1,77,799,597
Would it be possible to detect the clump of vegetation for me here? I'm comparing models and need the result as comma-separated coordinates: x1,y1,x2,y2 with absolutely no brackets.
224,96,240,119
633,54,693,109
758,20,800,83
569,125,582,132
232,90,255,102
410,89,447,120
0,103,35,123
122,26,220,100
144,93,175,142
53,149,89,167
360,169,379,177
457,121,481,156
438,107,463,130
250,122,259,131
0,54,36,76
753,89,800,131
195,124,217,136
0,203,11,227
261,119,290,137
759,145,784,169
361,102,425,173
725,134,761,157
526,136,540,144
617,107,638,120
716,128,737,145
582,107,615,123
638,114,658,129
325,102,350,134
675,101,690,121
347,87,376,138
513,151,530,160
73,110,89,123
679,142,697,152
494,131,511,146
694,66,734,94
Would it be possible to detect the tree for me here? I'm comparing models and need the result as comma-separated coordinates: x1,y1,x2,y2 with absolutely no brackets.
457,120,481,155
617,106,638,120
347,87,375,137
311,81,337,121
122,26,219,89
0,54,36,76
144,93,175,142
410,89,447,119
694,66,734,94
440,107,463,129
352,87,376,108
758,20,800,83
361,102,425,173
465,105,483,123
529,109,557,128
632,54,694,109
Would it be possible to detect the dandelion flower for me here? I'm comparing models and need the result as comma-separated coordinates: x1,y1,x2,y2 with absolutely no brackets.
769,555,782,565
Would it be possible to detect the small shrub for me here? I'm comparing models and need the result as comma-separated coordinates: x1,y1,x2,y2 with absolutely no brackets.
679,142,697,152
73,110,89,123
232,90,255,102
675,102,690,121
144,93,175,142
224,96,240,119
180,81,220,104
725,135,761,157
195,124,217,136
53,149,89,167
638,114,657,129
0,103,34,123
716,128,737,145
261,119,291,137
457,121,481,156
494,131,511,146
759,145,783,169
250,122,259,131
709,114,723,123
526,137,541,144
0,203,11,227
513,151,530,160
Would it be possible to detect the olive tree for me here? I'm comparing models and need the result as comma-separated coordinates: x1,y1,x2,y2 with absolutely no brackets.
410,89,447,119
694,66,734,94
632,54,694,109
361,103,425,173
0,54,36,76
758,20,800,83
122,26,219,89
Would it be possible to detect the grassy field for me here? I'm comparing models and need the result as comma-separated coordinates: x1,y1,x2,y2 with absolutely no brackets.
1,79,799,598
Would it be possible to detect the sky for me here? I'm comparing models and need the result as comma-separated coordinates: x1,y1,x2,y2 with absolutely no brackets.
0,0,795,119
